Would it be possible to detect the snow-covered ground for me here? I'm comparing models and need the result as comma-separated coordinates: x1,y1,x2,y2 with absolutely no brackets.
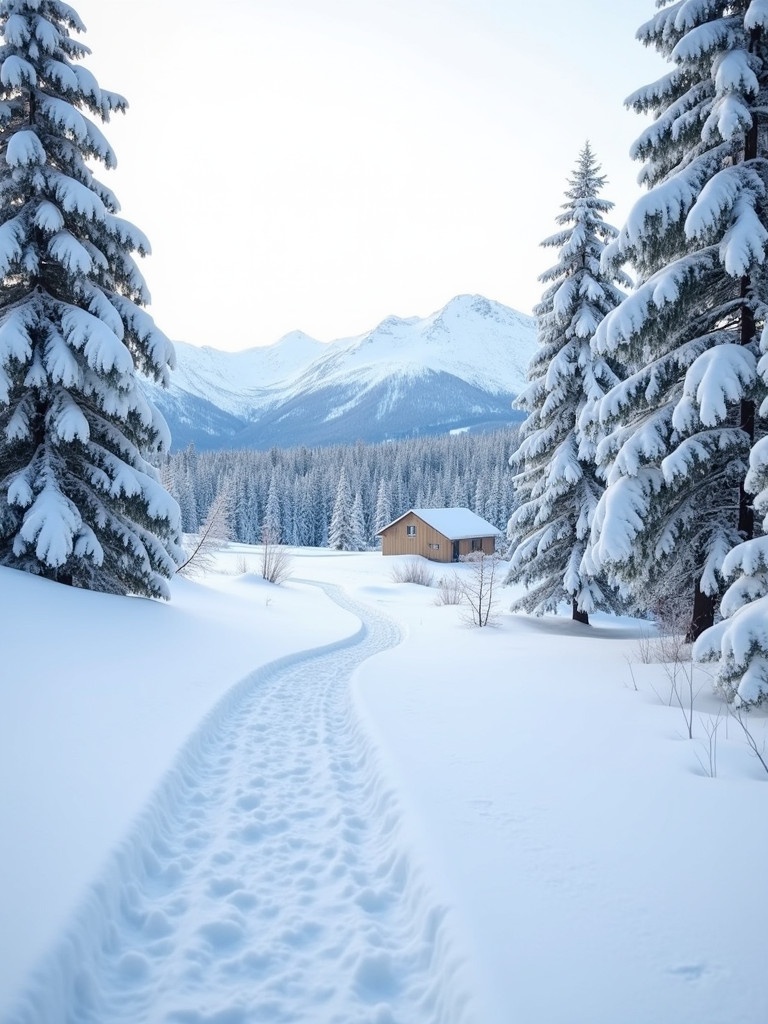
2,546,767,1023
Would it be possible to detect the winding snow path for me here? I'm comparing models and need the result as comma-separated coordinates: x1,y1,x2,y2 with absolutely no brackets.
11,585,473,1024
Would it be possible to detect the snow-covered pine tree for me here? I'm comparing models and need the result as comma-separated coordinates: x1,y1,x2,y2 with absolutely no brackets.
0,1,181,597
507,143,628,624
328,468,353,551
472,477,486,519
586,1,768,639
349,490,366,551
449,473,467,510
262,471,281,543
695,432,768,703
484,464,503,530
296,473,318,546
373,477,392,539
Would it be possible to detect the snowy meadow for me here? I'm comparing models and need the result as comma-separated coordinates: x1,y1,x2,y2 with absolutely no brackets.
3,2,768,1020
2,546,767,1024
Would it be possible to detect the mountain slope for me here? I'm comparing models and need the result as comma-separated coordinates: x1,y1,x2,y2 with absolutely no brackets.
146,295,537,451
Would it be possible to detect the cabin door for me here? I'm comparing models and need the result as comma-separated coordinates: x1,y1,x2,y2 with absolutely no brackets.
452,541,460,562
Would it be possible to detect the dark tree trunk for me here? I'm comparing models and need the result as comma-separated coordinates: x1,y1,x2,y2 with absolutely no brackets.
572,599,589,626
40,566,73,587
686,582,716,643
739,392,755,540
739,275,756,539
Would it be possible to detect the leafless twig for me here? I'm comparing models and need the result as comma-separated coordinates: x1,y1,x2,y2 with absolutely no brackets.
730,705,768,777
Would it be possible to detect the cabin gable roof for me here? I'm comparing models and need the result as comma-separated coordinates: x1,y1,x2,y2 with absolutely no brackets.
378,507,501,541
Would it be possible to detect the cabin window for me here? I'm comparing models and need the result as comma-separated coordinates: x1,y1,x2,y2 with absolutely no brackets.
428,543,440,550
406,525,417,537
471,537,482,551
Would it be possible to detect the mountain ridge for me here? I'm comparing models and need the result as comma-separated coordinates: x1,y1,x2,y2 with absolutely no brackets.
146,295,537,451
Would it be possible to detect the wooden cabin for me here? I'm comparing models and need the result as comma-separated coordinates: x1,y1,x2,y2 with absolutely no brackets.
377,508,501,563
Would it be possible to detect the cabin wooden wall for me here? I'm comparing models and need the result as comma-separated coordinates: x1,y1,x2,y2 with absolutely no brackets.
380,512,451,561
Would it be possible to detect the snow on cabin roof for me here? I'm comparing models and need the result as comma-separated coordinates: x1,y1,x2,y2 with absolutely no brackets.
379,508,502,540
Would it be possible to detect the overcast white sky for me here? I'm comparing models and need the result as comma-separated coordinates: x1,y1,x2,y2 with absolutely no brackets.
72,0,664,351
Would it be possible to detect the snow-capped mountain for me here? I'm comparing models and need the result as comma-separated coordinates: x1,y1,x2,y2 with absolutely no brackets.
146,295,537,451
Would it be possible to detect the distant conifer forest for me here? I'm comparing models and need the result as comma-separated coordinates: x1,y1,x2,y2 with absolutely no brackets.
164,428,519,550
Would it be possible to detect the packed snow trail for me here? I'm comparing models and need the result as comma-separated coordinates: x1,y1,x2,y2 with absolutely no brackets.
10,584,474,1024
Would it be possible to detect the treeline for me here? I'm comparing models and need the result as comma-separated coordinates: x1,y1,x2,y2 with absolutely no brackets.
164,428,519,548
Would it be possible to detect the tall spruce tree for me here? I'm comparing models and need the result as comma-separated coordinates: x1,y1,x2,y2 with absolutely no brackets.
587,0,768,639
695,433,768,703
0,1,181,598
328,468,353,551
373,477,393,539
507,143,628,624
262,471,281,543
349,490,366,551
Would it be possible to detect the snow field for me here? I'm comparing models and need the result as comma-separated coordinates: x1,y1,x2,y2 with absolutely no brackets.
0,559,357,1018
351,601,768,1024
2,547,768,1023
6,583,475,1024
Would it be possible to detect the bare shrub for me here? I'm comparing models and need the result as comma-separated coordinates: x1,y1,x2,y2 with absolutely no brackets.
628,603,702,738
658,624,701,737
460,552,501,627
390,558,435,587
435,573,464,606
730,705,768,777
635,628,655,665
177,482,233,577
694,712,722,778
625,656,640,692
260,527,293,585
235,554,252,575
642,630,699,738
